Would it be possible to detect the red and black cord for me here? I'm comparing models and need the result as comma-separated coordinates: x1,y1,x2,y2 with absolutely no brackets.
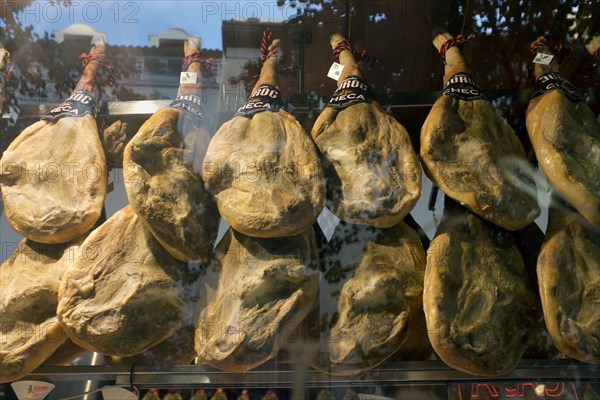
530,37,573,59
439,33,475,61
332,39,378,67
184,52,214,76
79,52,115,86
260,28,280,63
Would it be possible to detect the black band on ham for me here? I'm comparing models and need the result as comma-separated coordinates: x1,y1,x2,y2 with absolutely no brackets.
236,84,282,117
42,89,97,121
442,72,486,101
169,94,208,126
532,72,581,102
326,76,372,109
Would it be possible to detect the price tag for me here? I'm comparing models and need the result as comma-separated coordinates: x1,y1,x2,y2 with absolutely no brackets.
11,381,54,400
327,62,344,81
533,53,554,65
180,72,198,84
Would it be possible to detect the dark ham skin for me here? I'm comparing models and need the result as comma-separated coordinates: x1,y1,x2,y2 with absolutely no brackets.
420,31,540,231
202,38,324,238
0,44,108,244
311,34,421,228
123,37,219,264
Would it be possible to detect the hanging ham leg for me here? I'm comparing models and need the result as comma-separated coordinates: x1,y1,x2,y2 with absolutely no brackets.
526,38,600,227
537,195,600,364
0,44,108,243
124,38,218,263
195,227,319,371
57,206,196,357
311,34,421,227
424,197,534,376
202,37,324,238
421,31,540,231
312,220,428,375
1,237,84,383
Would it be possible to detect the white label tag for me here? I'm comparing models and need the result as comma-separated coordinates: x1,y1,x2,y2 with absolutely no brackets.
11,381,55,400
101,386,138,400
327,62,344,80
533,53,554,65
357,395,395,400
180,72,198,84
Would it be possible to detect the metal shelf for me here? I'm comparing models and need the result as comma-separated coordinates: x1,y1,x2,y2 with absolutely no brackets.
22,360,600,389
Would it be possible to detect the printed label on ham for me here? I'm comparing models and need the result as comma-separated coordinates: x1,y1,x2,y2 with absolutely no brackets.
169,94,207,126
532,72,581,102
326,76,372,109
236,84,282,116
442,73,485,101
42,90,97,121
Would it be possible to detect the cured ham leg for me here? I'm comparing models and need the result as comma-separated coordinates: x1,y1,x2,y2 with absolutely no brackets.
421,31,540,231
312,220,428,375
526,38,600,227
124,38,218,264
0,237,83,383
311,35,421,227
424,197,534,376
0,44,109,243
537,195,600,364
58,206,196,357
202,35,324,238
195,227,319,371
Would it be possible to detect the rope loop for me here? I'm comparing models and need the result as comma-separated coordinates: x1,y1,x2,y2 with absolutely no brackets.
333,39,378,67
79,52,115,86
440,33,475,61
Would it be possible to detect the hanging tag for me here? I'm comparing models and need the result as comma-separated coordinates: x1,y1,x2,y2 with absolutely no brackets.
101,386,138,400
11,381,55,400
327,62,344,80
180,71,198,84
533,53,554,65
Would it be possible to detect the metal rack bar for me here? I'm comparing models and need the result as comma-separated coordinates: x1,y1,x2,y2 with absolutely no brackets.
22,361,600,389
